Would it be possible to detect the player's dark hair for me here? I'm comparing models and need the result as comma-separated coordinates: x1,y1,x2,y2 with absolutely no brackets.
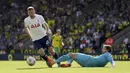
105,46,112,52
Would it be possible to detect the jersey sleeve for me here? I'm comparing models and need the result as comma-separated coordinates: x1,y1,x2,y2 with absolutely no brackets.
40,15,46,24
106,53,115,66
24,18,28,28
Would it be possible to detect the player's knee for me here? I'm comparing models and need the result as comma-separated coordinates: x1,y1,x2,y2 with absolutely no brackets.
48,46,55,55
39,48,45,56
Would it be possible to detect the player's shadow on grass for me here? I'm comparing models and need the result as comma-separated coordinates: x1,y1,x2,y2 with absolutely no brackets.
16,67,62,70
16,67,48,70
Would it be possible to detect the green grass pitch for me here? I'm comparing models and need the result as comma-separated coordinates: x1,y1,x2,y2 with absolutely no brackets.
0,61,130,73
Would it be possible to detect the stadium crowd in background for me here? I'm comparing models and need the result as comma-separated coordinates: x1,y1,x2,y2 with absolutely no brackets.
0,0,129,54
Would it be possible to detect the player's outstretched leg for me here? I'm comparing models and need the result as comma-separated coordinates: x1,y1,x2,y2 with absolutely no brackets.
48,46,59,59
48,46,60,67
39,48,53,67
48,53,74,67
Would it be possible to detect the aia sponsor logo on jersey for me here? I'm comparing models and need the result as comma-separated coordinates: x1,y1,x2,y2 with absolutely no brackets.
31,23,40,28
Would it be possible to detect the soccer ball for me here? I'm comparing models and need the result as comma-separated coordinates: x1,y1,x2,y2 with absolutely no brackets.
26,56,36,66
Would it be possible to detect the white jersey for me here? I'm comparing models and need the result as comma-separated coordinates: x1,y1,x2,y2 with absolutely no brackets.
24,14,47,41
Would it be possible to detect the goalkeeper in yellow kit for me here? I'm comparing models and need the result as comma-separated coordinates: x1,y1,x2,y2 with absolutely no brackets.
52,29,64,56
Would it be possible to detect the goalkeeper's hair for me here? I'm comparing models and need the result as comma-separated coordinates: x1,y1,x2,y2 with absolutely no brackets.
104,46,112,52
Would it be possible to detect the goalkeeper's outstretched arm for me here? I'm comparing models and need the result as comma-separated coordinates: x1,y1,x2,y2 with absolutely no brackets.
108,55,115,68
110,59,115,68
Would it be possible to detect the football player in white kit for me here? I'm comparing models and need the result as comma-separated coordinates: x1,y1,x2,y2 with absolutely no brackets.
24,6,58,67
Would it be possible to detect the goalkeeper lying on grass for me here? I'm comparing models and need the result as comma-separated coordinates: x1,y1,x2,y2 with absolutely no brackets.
48,45,115,68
